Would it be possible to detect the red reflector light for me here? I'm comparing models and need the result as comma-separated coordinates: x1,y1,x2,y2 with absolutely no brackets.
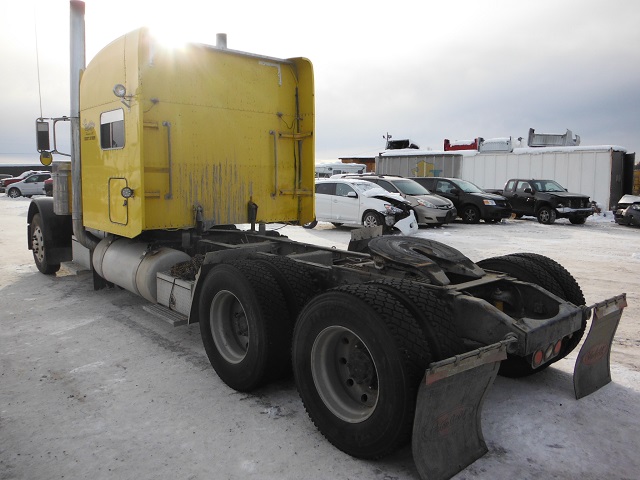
532,350,544,367
554,340,563,355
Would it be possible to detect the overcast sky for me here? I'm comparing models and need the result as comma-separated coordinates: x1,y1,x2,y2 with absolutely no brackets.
1,0,639,162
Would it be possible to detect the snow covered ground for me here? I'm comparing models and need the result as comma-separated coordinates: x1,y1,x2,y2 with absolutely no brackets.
1,195,639,480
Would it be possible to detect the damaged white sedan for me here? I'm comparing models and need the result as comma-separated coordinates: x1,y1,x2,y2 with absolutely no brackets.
304,178,418,235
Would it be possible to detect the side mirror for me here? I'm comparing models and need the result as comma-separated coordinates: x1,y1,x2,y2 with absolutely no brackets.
35,116,71,163
346,191,358,198
524,188,533,194
36,120,50,152
450,188,460,195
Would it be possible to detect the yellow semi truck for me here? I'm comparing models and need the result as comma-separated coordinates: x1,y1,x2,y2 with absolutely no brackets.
28,3,626,479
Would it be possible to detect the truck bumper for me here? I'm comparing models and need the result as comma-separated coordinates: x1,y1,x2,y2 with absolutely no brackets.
556,207,595,218
414,206,457,225
434,207,457,225
392,210,419,235
481,205,512,220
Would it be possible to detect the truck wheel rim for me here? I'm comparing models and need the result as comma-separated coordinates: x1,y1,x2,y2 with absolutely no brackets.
209,290,249,364
311,326,379,423
32,228,45,263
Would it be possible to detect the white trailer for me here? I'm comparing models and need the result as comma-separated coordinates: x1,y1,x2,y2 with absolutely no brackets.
315,162,366,177
377,146,635,210
376,150,463,178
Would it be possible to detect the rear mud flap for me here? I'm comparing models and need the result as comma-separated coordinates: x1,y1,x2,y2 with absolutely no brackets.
412,338,514,480
573,294,626,399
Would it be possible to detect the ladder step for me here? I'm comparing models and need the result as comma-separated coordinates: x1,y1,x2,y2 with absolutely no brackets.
143,304,188,327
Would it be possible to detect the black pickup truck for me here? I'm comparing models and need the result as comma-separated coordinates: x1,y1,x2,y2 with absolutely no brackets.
490,179,594,224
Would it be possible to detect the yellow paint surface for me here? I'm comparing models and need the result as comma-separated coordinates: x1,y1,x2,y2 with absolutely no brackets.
80,29,315,238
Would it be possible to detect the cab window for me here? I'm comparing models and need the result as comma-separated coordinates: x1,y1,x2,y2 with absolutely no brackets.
100,109,125,149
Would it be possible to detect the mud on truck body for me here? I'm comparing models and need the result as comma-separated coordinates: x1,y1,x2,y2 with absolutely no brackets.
28,3,626,479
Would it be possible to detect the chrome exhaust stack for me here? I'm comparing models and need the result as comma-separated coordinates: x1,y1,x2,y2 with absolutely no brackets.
70,0,99,250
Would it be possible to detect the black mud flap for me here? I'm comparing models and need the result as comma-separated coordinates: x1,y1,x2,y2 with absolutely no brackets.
412,339,514,480
573,294,626,399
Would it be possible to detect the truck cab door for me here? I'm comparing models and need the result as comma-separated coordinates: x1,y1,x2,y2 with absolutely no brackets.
511,181,535,214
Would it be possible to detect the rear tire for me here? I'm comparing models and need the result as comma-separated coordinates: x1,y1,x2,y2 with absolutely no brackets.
461,205,481,224
569,216,586,225
508,252,586,357
292,284,430,459
252,254,323,321
477,254,566,377
369,279,465,360
31,213,60,274
198,261,292,391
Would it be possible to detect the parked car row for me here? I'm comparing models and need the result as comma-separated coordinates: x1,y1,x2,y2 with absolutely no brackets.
306,174,633,231
308,174,513,230
337,174,457,226
1,170,51,197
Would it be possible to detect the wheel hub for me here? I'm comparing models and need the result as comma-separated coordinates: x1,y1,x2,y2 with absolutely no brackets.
210,290,249,364
32,229,45,263
347,345,375,385
311,326,379,423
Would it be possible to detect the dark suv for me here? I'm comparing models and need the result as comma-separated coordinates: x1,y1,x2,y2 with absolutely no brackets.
410,177,512,223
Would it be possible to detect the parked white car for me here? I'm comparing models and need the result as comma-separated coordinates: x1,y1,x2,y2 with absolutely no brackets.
304,178,418,235
5,173,51,198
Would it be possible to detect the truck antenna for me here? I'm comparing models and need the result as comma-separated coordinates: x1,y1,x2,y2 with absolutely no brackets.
34,6,44,118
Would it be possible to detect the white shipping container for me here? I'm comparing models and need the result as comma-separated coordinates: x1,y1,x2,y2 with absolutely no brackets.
376,151,463,178
461,146,632,210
